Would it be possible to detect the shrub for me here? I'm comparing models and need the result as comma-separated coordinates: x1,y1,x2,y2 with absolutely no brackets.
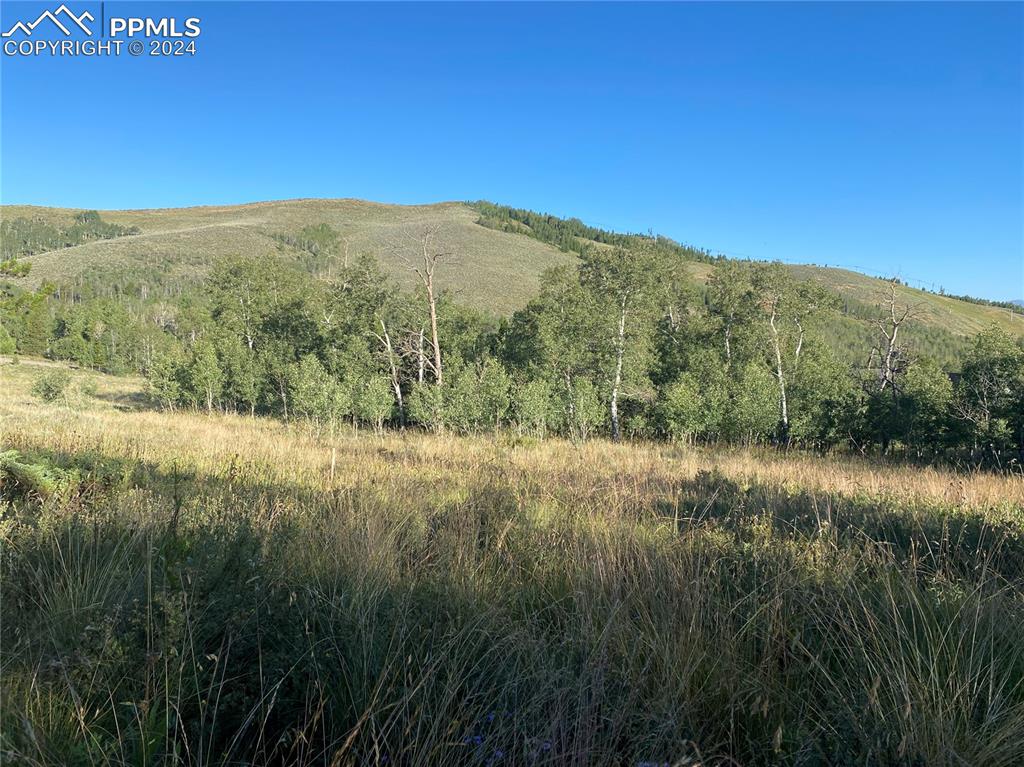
0,449,68,501
148,346,186,410
408,381,445,432
659,373,703,441
290,354,351,431
354,375,394,434
566,378,605,441
30,370,72,404
515,378,560,438
78,376,99,398
0,324,16,355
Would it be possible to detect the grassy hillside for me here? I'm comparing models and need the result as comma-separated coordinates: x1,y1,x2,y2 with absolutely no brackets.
4,200,1020,350
788,264,1024,338
687,258,1022,331
4,200,576,315
683,262,1023,367
3,359,1024,765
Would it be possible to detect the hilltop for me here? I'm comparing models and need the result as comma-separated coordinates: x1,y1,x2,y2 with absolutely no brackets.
3,199,1021,362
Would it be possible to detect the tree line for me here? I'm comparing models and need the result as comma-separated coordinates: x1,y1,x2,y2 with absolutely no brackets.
2,223,1021,468
471,201,714,263
1,210,140,261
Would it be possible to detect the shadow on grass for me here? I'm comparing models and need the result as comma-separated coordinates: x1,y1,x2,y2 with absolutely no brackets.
91,388,156,412
2,446,1024,765
658,469,1024,586
7,442,1024,588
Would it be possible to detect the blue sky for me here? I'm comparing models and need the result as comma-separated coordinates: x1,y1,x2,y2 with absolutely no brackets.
1,2,1021,300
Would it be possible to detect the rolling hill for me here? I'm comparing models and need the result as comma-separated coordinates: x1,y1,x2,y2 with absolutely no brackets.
3,199,1021,363
3,199,575,315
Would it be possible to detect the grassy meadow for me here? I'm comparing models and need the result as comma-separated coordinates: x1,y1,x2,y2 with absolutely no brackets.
2,360,1024,765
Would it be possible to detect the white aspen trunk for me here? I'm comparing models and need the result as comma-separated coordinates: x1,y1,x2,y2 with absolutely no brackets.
563,370,577,437
417,328,425,384
610,300,627,442
768,305,789,443
793,318,804,370
379,318,404,424
426,275,443,385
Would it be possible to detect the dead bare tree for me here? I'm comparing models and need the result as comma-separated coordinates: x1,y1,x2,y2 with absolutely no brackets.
390,325,428,387
417,327,426,384
873,280,921,393
397,225,453,386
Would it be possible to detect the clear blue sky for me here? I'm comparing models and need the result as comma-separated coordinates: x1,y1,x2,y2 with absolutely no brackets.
2,1,1021,300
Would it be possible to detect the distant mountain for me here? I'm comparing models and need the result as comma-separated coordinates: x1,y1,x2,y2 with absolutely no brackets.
1012,300,1024,308
2,198,1021,368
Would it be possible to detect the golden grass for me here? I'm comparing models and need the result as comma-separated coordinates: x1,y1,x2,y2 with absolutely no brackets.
3,359,1024,765
3,360,1021,513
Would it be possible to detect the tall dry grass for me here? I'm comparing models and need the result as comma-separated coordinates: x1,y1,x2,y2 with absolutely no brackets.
2,364,1023,765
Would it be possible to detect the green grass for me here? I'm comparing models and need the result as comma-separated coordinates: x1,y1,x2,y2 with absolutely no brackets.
2,362,1024,765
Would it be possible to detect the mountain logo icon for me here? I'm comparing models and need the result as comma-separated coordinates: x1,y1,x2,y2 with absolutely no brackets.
2,4,94,37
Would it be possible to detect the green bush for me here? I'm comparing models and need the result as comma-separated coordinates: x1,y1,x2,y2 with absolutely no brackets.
0,324,16,355
30,370,72,404
354,375,394,433
78,376,99,398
